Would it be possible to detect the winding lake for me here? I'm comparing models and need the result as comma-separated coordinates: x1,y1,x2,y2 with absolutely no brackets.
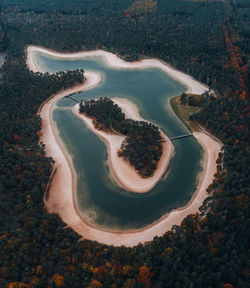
36,53,203,231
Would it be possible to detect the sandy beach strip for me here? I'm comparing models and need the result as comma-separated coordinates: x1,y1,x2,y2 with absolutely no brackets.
72,98,174,193
27,45,221,246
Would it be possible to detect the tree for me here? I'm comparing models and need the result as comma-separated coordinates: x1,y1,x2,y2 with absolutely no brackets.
137,265,153,288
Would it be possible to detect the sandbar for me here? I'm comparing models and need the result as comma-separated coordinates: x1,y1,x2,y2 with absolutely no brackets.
27,45,221,246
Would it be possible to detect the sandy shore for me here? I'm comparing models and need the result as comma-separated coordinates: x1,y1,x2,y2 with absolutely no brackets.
27,45,221,246
72,98,174,193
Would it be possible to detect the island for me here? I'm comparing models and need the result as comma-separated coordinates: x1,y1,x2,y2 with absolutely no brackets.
72,97,173,193
79,97,164,177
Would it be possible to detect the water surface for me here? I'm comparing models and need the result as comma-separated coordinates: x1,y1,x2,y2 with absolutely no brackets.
36,53,203,231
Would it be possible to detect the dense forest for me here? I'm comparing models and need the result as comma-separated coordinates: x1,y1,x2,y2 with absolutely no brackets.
0,0,249,287
79,97,163,177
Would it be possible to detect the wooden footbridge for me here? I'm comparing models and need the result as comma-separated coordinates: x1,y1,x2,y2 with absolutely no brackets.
65,94,80,103
170,133,193,140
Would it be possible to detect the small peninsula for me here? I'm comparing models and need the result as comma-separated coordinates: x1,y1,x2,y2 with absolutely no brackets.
79,97,164,177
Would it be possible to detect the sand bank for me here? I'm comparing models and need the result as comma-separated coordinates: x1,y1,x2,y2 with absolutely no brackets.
27,45,221,246
72,98,174,193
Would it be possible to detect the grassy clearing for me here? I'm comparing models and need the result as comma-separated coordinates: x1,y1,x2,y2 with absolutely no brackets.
170,96,202,133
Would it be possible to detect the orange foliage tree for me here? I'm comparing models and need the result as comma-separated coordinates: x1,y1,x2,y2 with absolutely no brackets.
52,273,64,287
224,284,234,288
8,283,31,288
87,279,103,288
137,264,153,288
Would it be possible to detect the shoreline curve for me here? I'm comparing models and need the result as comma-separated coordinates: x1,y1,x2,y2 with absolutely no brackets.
27,45,221,246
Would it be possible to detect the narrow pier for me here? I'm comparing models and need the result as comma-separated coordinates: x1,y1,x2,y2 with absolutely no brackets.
65,94,80,103
170,134,193,140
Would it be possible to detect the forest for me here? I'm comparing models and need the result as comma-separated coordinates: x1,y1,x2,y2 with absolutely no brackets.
79,97,163,177
0,0,249,287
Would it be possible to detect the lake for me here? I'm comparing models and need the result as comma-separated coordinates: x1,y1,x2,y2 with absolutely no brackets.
36,53,203,231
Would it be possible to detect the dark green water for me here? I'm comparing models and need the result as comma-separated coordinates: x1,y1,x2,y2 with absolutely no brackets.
36,52,203,231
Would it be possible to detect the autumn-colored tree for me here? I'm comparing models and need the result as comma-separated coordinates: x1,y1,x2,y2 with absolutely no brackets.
9,284,19,288
166,247,173,256
137,265,153,288
88,279,103,288
93,265,106,276
13,133,21,142
36,265,43,275
224,284,234,288
52,274,64,287
122,265,134,277
8,283,31,288
113,262,122,275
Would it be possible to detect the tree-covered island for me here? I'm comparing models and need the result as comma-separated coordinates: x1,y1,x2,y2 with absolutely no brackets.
79,97,164,177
